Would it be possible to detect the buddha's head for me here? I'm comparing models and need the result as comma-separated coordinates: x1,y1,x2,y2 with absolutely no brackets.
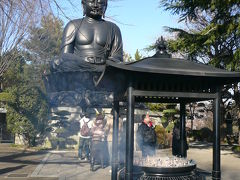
82,0,108,19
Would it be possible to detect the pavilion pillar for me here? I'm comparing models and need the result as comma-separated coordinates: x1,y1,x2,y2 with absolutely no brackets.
125,82,135,180
213,88,221,180
112,98,119,180
180,102,187,157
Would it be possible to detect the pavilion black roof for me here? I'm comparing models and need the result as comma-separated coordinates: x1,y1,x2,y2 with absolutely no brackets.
106,36,240,81
101,47,240,103
106,57,240,78
99,38,240,104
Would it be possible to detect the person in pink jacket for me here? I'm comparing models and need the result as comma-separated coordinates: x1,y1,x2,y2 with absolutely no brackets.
90,114,107,171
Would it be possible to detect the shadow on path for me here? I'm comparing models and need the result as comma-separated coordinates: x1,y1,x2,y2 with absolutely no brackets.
0,165,27,175
189,142,212,149
0,151,48,165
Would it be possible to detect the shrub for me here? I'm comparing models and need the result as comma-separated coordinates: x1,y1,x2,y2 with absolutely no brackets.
155,125,166,146
188,128,213,142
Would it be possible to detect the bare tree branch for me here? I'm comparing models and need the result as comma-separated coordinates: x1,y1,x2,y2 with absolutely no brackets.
0,0,46,81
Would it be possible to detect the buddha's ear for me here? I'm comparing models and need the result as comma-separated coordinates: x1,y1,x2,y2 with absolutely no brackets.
103,0,108,18
81,0,86,16
103,8,107,18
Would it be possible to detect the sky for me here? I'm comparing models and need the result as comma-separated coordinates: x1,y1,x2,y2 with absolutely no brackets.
59,0,183,57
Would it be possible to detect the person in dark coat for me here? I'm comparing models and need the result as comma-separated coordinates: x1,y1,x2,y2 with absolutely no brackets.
137,114,156,158
172,121,189,157
172,121,181,156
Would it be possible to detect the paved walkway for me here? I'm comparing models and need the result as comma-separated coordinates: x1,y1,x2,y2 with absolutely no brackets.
188,143,240,180
30,151,111,180
1,143,240,179
0,143,56,180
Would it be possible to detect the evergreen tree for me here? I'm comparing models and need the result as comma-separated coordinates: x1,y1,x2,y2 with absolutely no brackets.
0,53,49,146
147,103,179,131
23,14,64,64
160,0,240,143
123,51,133,62
49,110,70,150
0,0,45,80
134,49,143,61
160,0,239,68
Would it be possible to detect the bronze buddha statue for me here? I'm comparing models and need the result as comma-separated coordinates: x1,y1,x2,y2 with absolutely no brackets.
52,0,123,72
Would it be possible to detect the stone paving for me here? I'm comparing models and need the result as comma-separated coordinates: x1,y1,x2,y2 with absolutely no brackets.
1,143,240,179
0,143,54,180
30,151,111,180
188,146,240,180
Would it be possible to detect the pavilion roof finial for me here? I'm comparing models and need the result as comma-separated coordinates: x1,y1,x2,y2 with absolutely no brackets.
153,36,171,58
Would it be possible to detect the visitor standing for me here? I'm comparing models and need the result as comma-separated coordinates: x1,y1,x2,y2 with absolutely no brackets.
90,113,107,171
172,121,181,156
78,113,93,161
137,113,156,158
172,121,188,157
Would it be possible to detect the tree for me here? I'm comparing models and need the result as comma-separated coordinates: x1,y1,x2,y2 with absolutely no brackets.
160,0,240,144
0,0,75,81
49,110,71,150
147,103,179,131
123,51,133,62
123,49,143,62
161,0,239,67
23,14,64,64
162,104,179,130
0,54,49,146
0,0,46,81
134,49,143,61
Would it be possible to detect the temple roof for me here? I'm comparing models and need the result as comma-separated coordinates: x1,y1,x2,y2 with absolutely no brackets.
103,56,240,102
92,37,240,104
102,38,240,101
106,36,240,80
106,57,240,78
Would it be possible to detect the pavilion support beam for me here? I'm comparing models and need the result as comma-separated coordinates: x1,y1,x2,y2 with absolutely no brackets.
213,89,221,180
111,99,119,180
132,90,216,99
125,82,135,180
180,102,187,157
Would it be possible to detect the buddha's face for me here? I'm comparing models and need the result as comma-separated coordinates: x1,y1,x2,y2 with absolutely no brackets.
82,0,107,18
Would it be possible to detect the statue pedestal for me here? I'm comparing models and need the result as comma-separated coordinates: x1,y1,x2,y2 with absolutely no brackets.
44,71,115,149
44,71,115,108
